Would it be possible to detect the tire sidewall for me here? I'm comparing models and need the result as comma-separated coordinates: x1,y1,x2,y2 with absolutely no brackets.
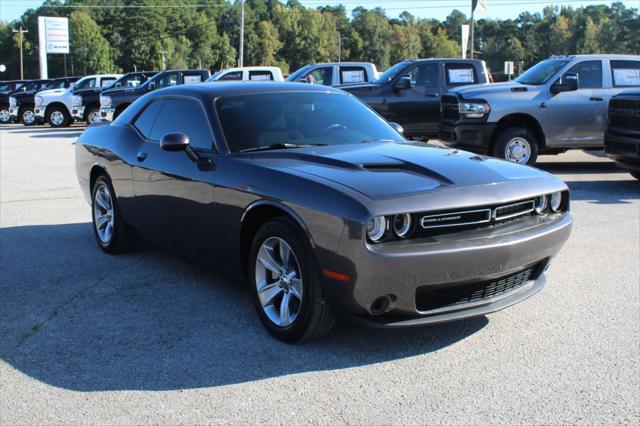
91,175,124,253
0,108,10,123
47,106,70,127
493,127,539,166
21,108,36,126
248,218,321,342
86,108,100,124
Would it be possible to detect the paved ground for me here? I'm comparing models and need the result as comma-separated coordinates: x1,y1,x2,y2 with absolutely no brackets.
1,124,638,425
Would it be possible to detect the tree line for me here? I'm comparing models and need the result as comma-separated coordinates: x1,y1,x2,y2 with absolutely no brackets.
0,0,638,81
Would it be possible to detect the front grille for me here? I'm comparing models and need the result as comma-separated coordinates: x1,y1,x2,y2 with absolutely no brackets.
441,95,460,121
415,263,542,312
607,140,640,156
494,200,535,221
609,98,640,130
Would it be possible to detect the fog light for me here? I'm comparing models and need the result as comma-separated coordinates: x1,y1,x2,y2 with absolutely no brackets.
535,195,548,214
392,213,412,237
550,192,562,212
366,216,387,242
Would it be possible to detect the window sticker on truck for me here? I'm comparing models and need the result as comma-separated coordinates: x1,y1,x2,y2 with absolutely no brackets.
342,70,365,83
613,69,640,87
184,75,203,84
448,68,474,84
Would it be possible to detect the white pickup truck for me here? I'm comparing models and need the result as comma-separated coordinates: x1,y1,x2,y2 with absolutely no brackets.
208,66,285,82
34,74,121,127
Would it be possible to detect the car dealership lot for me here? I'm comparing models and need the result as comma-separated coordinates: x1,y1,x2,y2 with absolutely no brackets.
0,124,638,424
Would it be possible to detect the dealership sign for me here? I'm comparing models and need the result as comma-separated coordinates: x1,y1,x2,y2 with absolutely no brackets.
40,16,70,54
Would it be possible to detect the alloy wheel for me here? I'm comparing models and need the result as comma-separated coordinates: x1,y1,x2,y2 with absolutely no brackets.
255,236,303,327
50,111,65,126
0,109,10,122
88,111,101,124
93,183,115,244
504,137,531,164
23,110,36,124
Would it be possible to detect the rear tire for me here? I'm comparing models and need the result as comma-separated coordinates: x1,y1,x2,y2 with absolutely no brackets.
492,127,539,166
91,175,131,254
248,217,335,342
21,108,37,126
47,106,71,128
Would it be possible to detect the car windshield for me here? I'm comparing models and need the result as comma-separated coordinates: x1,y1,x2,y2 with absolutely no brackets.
20,82,38,91
0,83,11,92
48,79,68,89
285,65,313,82
375,62,411,83
216,92,404,153
515,59,570,85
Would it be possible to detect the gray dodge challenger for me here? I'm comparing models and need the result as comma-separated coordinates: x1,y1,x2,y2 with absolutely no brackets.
75,82,573,342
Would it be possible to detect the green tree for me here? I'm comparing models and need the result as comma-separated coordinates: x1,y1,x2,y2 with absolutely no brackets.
423,28,460,58
549,15,572,55
69,11,115,74
576,17,600,53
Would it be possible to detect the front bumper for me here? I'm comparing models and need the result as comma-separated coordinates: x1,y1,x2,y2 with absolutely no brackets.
72,106,85,121
604,128,640,172
100,107,115,122
34,106,45,119
439,121,496,154
8,106,19,121
325,213,572,328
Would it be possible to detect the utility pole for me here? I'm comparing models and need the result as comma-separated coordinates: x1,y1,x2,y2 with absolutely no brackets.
239,0,244,67
160,50,168,70
12,26,28,79
338,36,341,62
470,3,475,59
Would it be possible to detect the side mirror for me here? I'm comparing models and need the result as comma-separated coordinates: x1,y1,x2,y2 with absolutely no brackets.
551,73,578,94
160,132,199,162
388,122,404,135
115,82,122,87
148,81,156,91
394,75,412,91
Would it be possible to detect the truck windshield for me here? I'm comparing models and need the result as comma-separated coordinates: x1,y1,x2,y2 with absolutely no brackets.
375,62,411,83
285,65,313,82
515,59,570,85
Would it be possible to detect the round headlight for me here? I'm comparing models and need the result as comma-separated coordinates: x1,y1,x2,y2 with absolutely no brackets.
550,192,562,212
392,214,412,238
366,216,387,242
534,195,548,214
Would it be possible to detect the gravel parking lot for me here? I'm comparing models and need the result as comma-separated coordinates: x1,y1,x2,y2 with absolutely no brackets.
1,124,638,424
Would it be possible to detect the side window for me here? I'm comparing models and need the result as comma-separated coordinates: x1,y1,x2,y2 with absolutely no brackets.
340,67,367,84
220,71,242,81
249,70,273,81
148,98,213,150
307,67,333,86
75,78,96,90
155,73,178,89
132,100,163,139
444,63,476,86
408,63,439,87
564,60,603,89
100,77,116,87
183,74,203,84
610,60,640,88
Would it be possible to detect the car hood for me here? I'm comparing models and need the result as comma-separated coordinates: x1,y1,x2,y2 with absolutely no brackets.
449,82,541,98
74,87,104,96
36,88,70,97
241,142,552,200
101,87,142,97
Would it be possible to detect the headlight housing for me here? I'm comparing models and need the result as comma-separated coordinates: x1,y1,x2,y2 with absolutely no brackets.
549,191,563,212
459,101,490,118
9,97,16,107
100,95,111,108
366,216,387,242
35,96,44,106
71,95,82,106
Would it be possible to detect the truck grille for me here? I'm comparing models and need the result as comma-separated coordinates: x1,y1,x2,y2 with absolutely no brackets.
441,95,460,121
608,98,640,130
415,262,543,312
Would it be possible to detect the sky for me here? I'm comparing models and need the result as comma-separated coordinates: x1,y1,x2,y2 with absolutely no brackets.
0,0,638,23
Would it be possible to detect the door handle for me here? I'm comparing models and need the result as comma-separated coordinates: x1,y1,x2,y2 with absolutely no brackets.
425,93,439,98
136,152,147,162
590,97,604,101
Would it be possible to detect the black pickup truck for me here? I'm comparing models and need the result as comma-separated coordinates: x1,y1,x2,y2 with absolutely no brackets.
72,71,157,124
0,80,29,123
99,69,210,121
7,79,53,124
342,59,490,139
605,90,640,180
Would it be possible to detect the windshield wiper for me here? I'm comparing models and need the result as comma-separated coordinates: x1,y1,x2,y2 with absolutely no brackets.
240,143,327,153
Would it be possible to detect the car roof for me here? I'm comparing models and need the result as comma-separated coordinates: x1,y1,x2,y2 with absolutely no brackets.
549,54,640,59
149,81,343,99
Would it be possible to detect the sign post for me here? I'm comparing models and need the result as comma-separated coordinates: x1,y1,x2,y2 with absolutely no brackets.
38,16,70,79
504,61,514,80
461,25,470,59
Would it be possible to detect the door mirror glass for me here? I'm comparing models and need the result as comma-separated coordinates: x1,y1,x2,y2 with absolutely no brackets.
388,122,404,135
551,73,578,94
394,75,412,91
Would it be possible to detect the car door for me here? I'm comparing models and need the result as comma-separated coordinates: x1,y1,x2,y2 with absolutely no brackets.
543,60,607,147
129,97,218,260
387,62,441,136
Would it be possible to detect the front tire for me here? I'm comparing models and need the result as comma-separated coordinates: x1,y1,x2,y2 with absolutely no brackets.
0,108,10,124
91,175,130,254
21,108,37,126
47,106,71,127
492,127,539,165
249,217,335,342
86,107,101,125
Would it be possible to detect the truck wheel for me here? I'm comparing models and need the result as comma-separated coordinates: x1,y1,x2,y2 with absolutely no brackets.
21,108,37,126
630,171,640,181
0,108,10,124
47,106,71,127
493,127,539,165
86,108,101,124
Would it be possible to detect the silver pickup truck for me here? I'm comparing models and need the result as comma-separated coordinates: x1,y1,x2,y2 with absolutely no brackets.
439,54,640,165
